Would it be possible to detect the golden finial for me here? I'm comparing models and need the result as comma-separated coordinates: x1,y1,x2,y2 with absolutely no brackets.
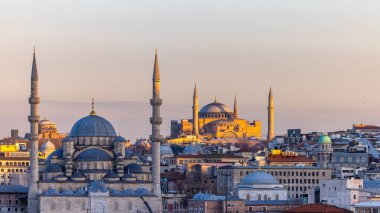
90,98,96,115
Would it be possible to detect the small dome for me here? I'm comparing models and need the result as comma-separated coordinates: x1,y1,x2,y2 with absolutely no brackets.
160,144,174,155
240,171,279,185
62,188,74,195
115,136,126,142
104,171,120,181
45,188,59,195
71,171,86,181
41,140,56,152
318,135,332,144
183,143,202,155
39,119,55,125
76,149,113,162
70,114,117,137
54,174,68,181
89,181,108,193
135,188,152,195
125,163,143,173
122,173,136,181
120,189,135,195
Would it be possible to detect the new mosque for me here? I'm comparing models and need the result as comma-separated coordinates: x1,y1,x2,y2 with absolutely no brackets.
27,49,163,212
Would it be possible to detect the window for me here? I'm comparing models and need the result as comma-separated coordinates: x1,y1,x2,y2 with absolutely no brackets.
246,194,250,200
264,195,268,200
51,202,55,210
164,202,168,210
275,194,279,200
81,202,86,210
128,201,133,210
114,202,119,210
66,201,71,210
258,194,261,200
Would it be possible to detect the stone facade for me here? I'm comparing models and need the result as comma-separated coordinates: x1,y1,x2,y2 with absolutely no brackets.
217,166,332,199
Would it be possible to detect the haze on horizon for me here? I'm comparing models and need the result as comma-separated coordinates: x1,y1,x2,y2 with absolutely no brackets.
1,0,380,139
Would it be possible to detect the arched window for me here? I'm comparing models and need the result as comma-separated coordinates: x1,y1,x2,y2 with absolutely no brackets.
51,201,55,210
258,194,261,200
66,201,71,210
264,194,268,200
275,194,279,200
246,194,250,200
114,202,119,210
128,201,133,210
81,202,86,210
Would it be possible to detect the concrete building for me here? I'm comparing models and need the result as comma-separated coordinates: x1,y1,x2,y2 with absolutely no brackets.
217,165,332,199
0,185,27,213
319,178,363,211
187,193,245,213
236,171,287,201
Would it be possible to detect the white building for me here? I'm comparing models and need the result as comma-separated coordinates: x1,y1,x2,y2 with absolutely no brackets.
320,178,363,211
235,171,287,201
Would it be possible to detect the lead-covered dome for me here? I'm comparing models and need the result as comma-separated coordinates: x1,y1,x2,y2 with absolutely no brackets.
240,171,279,185
199,100,234,119
70,114,117,137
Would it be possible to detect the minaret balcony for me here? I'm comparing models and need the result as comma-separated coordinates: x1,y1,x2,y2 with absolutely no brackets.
150,135,163,142
150,117,162,124
29,97,40,104
150,98,162,106
28,115,40,123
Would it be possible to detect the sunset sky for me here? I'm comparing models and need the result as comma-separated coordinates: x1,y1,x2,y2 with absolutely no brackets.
1,0,380,139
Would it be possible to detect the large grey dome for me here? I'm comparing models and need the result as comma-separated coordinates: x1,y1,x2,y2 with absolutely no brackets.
200,101,232,113
199,101,234,119
240,171,279,185
70,114,117,137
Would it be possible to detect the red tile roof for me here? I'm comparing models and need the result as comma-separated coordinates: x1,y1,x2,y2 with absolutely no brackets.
268,155,315,163
284,203,351,213
175,154,246,159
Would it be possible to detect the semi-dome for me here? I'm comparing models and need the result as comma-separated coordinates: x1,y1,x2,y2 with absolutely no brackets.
125,163,144,173
318,135,332,144
240,171,279,185
199,100,234,119
46,149,63,161
76,149,113,162
70,114,117,137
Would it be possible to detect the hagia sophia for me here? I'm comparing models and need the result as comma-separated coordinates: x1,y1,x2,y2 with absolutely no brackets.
170,84,275,141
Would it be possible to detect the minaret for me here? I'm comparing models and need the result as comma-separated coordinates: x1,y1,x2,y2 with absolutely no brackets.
192,84,199,137
150,49,162,196
267,85,275,141
234,93,238,119
28,48,40,212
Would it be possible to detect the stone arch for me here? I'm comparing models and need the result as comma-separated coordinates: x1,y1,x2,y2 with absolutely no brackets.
224,131,237,139
95,202,105,213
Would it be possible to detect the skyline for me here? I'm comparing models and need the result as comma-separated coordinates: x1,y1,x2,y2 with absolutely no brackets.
1,0,380,139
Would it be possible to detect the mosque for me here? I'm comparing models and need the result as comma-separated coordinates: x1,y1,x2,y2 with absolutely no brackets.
170,85,275,140
27,49,163,212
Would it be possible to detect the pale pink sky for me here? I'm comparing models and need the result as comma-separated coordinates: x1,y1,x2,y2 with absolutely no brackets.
1,1,380,139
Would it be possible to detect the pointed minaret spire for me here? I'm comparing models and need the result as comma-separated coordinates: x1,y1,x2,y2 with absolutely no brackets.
90,98,96,115
31,47,38,80
234,93,238,119
193,83,199,137
150,49,162,197
153,48,160,82
267,84,275,141
28,47,40,212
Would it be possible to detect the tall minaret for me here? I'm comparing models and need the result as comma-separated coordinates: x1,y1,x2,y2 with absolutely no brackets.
192,84,199,137
28,48,40,212
234,93,238,119
267,85,275,141
150,49,162,196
